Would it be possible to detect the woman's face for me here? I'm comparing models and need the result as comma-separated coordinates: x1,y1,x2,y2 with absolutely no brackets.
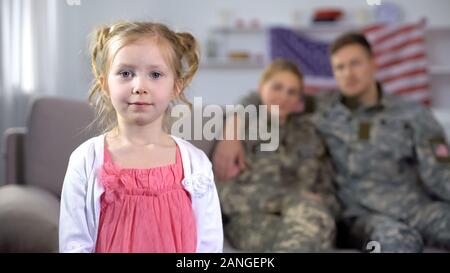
258,70,303,122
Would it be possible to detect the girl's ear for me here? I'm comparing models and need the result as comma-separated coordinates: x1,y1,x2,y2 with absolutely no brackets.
172,79,183,99
99,75,109,96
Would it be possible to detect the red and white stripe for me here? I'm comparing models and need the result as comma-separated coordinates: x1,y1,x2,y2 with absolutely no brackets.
363,20,430,104
304,76,337,94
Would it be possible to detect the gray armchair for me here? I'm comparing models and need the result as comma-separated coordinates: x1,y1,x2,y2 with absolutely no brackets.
0,96,97,252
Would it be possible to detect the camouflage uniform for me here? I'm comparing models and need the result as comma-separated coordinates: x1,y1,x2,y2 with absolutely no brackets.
217,93,340,252
311,83,450,252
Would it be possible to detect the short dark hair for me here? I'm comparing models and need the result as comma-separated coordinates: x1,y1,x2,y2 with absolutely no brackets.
330,32,373,57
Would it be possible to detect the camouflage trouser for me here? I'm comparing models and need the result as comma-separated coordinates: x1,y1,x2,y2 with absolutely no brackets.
343,201,450,252
223,200,336,252
409,201,450,250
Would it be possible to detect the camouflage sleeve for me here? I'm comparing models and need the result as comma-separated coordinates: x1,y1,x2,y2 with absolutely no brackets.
305,92,333,127
313,146,342,218
223,91,260,123
413,106,450,201
281,153,341,218
218,149,287,215
288,123,341,218
238,91,261,107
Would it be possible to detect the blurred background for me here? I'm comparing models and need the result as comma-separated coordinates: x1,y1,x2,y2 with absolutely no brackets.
1,0,450,183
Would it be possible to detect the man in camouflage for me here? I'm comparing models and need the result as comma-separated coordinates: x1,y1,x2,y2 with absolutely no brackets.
213,33,450,252
217,102,340,252
310,32,450,252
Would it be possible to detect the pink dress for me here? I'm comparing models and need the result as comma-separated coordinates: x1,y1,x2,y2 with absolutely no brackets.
95,143,197,253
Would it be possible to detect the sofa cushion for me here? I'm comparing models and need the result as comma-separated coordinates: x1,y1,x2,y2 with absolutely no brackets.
25,97,96,197
0,184,60,252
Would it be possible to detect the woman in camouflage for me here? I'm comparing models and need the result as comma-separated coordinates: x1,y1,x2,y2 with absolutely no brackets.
216,59,341,252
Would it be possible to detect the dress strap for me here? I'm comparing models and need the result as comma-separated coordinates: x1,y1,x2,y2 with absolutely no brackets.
175,145,184,178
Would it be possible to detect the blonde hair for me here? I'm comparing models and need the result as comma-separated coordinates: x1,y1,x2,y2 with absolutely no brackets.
88,21,199,133
259,59,304,88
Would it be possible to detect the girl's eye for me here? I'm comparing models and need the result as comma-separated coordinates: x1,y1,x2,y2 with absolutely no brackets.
150,72,162,79
119,70,133,78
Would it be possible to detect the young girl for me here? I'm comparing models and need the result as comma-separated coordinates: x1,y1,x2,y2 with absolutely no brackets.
59,21,223,253
216,59,340,252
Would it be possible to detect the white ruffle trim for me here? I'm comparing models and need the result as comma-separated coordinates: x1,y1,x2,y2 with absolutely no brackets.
182,174,213,198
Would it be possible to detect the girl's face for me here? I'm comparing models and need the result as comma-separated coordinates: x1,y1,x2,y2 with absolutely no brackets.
105,37,177,127
258,70,303,122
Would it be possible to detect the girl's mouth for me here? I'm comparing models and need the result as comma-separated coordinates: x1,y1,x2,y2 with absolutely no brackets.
128,102,153,106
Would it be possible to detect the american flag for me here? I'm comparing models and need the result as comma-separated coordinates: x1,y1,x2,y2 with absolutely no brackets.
269,27,337,94
269,20,430,104
363,20,429,104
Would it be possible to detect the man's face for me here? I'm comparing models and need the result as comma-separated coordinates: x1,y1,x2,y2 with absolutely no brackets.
331,44,377,98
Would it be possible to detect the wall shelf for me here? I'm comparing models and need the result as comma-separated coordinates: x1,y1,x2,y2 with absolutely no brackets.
200,59,265,69
210,24,359,34
202,25,450,107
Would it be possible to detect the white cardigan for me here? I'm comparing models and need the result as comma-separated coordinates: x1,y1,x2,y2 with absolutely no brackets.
59,134,223,253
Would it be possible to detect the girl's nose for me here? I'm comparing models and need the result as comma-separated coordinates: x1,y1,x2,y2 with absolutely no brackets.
132,76,150,95
132,88,148,95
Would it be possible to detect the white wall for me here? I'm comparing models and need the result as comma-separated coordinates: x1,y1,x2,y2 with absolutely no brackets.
51,0,450,106
1,0,449,185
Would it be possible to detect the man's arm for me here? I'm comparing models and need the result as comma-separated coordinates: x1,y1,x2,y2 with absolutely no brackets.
212,92,260,181
212,113,246,181
413,106,450,202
